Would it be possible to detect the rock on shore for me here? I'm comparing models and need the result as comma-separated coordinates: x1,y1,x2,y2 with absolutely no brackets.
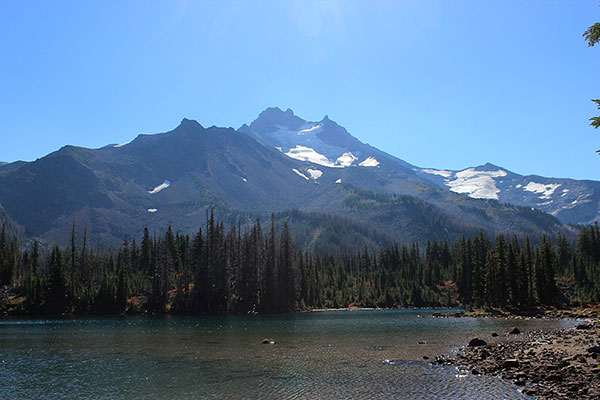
435,323,600,399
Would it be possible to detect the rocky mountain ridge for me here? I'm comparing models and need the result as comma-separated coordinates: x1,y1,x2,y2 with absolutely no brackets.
0,108,581,247
241,107,599,225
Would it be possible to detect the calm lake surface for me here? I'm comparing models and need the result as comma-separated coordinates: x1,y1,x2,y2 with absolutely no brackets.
0,310,574,399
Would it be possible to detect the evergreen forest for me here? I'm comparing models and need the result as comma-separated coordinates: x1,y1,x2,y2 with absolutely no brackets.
1,212,599,315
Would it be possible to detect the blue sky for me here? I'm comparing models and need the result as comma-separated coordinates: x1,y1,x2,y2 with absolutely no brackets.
1,1,599,180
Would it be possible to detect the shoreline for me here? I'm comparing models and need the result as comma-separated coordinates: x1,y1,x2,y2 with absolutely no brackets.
434,319,600,399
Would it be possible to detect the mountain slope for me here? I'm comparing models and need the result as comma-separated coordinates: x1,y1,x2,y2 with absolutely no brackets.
0,120,330,244
416,164,600,224
0,111,574,247
240,107,599,226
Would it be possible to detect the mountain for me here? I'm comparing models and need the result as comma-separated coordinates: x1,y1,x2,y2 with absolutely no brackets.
0,119,326,245
416,164,600,225
239,107,414,172
239,108,572,242
0,162,7,167
240,107,599,226
0,109,574,247
239,108,452,199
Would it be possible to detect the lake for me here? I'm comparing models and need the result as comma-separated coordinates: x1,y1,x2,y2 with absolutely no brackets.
0,310,573,399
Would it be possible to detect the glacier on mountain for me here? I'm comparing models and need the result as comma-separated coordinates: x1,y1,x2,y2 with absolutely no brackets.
421,168,453,178
447,169,507,200
523,182,561,199
335,152,358,167
422,168,507,200
285,146,340,168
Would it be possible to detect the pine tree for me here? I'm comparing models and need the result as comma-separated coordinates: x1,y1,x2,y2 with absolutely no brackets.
47,245,67,314
0,224,11,285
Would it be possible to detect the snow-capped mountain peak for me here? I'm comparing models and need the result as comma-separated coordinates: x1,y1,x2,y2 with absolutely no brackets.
239,107,385,171
240,107,600,225
417,164,600,224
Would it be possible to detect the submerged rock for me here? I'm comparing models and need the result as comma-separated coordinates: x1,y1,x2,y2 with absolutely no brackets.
262,338,275,345
508,327,521,334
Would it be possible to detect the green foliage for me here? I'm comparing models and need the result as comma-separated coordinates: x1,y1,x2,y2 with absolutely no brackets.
583,23,600,47
0,212,303,315
584,23,600,132
2,219,600,314
591,99,600,130
302,228,600,309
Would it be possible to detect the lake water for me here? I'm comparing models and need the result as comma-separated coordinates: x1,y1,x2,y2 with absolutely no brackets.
0,310,573,399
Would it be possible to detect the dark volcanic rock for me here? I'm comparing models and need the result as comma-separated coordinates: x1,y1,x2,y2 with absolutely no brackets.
437,323,600,400
587,345,600,354
508,327,521,334
468,338,487,347
503,359,520,369
576,323,593,330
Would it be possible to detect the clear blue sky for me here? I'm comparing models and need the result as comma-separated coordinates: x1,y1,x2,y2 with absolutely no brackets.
1,1,599,180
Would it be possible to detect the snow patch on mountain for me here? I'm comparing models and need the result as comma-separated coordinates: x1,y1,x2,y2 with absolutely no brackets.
147,208,158,213
292,168,310,180
298,124,321,134
445,169,507,200
422,169,453,178
114,140,132,148
359,157,380,167
336,152,357,167
523,182,561,199
149,180,171,194
285,145,342,168
307,169,323,180
335,178,342,184
285,145,332,166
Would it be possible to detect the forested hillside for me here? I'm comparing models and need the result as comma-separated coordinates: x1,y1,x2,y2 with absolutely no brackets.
1,216,599,315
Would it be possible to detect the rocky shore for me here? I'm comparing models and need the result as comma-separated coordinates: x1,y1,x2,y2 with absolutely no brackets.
435,322,600,399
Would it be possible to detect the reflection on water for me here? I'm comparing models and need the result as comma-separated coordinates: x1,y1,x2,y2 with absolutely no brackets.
0,310,573,399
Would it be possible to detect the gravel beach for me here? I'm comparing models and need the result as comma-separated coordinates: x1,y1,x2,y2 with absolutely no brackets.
435,320,600,399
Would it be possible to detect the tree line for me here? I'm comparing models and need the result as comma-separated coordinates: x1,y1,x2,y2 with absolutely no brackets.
304,229,598,309
1,216,599,314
